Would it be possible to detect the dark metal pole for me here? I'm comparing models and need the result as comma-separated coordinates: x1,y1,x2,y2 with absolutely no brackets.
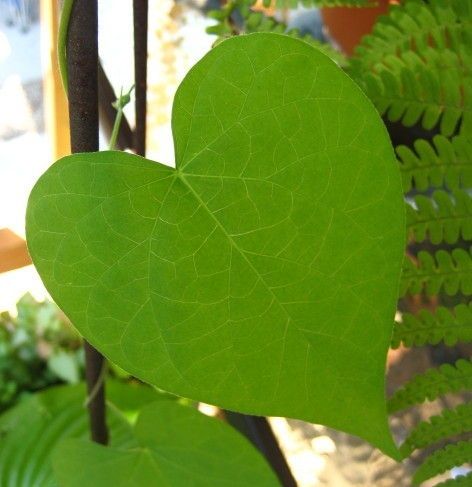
133,0,148,156
67,0,108,445
224,412,298,487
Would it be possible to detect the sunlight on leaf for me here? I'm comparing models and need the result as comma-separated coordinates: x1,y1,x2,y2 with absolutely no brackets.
26,33,405,457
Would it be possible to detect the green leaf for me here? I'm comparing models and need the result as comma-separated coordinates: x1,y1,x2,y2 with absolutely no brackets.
401,248,472,297
351,0,472,137
26,33,405,457
406,190,472,245
0,382,164,487
217,6,347,67
400,402,472,457
388,358,472,414
391,304,472,349
397,135,472,193
47,350,81,383
413,440,472,486
435,472,472,487
52,401,280,487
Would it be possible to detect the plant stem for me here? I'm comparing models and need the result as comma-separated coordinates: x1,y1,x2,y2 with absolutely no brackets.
66,0,108,445
109,109,123,151
57,0,73,94
109,86,134,151
98,62,134,150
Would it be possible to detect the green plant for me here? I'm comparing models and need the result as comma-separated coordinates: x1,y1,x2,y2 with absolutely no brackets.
352,0,472,485
3,0,468,485
206,0,347,65
53,401,279,487
25,32,405,461
0,381,277,486
205,0,472,484
13,12,414,485
0,293,82,411
350,0,472,137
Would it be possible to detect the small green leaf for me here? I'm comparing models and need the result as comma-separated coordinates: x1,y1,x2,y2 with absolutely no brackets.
47,350,81,383
52,401,280,487
26,33,405,457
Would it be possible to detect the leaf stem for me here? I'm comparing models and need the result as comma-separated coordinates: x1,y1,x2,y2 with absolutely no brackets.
109,86,135,151
58,0,74,94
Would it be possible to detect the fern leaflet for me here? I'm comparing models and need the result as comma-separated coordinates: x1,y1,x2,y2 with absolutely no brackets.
406,190,472,244
400,402,472,457
388,358,472,413
401,248,472,297
397,135,472,193
413,440,472,485
352,0,472,73
435,472,472,487
392,304,472,348
351,0,472,136
359,47,472,136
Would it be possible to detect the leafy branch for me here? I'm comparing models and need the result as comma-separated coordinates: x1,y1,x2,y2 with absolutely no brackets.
352,0,472,136
388,358,472,413
352,0,472,73
397,135,472,193
392,303,472,348
435,472,472,487
401,248,472,297
413,440,472,485
400,401,472,457
406,189,472,244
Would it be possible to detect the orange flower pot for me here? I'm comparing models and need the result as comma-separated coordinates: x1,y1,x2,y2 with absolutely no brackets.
321,0,398,56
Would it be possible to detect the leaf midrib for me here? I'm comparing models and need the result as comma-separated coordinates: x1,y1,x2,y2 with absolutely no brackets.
177,172,295,331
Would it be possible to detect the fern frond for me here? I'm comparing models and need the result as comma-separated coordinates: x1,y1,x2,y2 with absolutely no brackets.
397,135,472,193
413,440,472,485
406,190,472,244
400,402,472,457
352,0,472,136
388,358,472,413
435,472,472,487
392,303,472,348
400,248,472,297
360,47,472,137
206,2,346,65
353,0,472,73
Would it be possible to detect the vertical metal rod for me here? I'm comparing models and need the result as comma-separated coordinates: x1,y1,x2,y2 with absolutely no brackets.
67,0,108,445
133,0,148,156
224,412,298,487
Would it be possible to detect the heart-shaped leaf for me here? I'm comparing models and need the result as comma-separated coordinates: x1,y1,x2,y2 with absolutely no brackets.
52,401,280,487
26,33,405,457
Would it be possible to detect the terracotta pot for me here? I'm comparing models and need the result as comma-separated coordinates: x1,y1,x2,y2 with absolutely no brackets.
321,0,397,56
